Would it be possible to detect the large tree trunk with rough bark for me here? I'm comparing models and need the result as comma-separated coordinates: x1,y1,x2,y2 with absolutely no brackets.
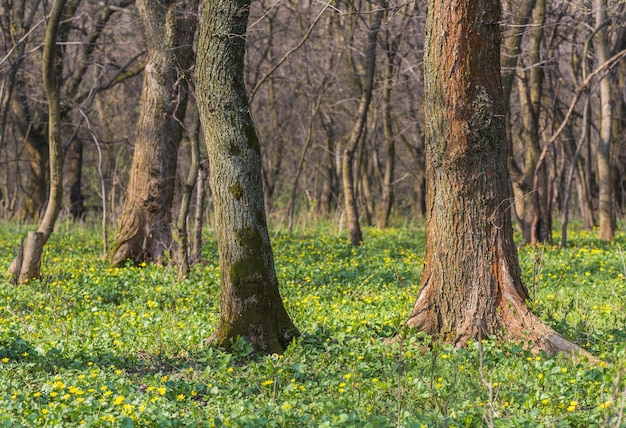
109,0,198,267
406,0,592,358
196,0,299,354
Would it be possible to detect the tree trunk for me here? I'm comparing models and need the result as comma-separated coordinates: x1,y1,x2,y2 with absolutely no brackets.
594,0,614,241
501,0,537,105
287,96,321,230
406,0,592,358
192,160,208,266
64,138,86,220
20,130,49,220
511,0,550,246
561,100,590,247
175,110,201,280
341,2,386,246
3,0,47,221
109,0,198,266
376,42,396,229
7,0,66,284
319,118,339,216
196,0,299,354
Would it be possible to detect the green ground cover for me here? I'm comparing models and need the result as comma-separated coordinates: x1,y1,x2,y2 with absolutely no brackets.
0,221,624,427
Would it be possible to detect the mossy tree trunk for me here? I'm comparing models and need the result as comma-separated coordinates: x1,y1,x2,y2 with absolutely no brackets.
406,0,592,358
109,0,198,267
196,0,299,354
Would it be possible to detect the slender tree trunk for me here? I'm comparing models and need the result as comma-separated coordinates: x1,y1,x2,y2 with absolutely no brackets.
192,161,208,265
8,0,66,284
561,100,590,247
196,0,299,354
64,138,86,220
175,110,201,279
20,130,49,220
594,0,614,240
359,152,375,227
501,0,537,104
511,0,549,246
109,0,198,266
406,0,592,358
319,118,339,216
342,2,386,246
376,43,396,228
2,0,46,221
287,97,321,230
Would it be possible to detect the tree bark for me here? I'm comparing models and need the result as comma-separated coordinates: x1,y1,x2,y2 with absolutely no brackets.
191,160,208,266
510,0,550,246
109,0,198,266
341,1,385,246
376,34,397,229
7,0,66,284
196,0,299,354
594,0,614,241
319,118,339,216
64,138,86,220
406,0,592,358
175,110,201,279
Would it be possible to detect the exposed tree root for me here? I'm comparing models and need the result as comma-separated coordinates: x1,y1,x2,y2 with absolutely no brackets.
406,277,599,364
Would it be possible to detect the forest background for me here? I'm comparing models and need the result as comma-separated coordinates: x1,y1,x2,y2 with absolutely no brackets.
1,0,626,426
0,0,625,243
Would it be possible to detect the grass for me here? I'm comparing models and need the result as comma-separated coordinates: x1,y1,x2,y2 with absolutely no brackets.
0,220,625,427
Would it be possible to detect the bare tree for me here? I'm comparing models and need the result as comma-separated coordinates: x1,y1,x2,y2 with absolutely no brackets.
109,0,198,267
7,0,66,284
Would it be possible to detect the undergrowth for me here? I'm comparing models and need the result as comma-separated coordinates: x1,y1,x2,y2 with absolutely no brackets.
0,221,624,427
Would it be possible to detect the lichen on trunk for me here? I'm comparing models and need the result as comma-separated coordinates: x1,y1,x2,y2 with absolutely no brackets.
196,0,299,354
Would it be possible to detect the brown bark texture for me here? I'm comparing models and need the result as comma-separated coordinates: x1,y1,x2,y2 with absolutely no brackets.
405,0,592,359
594,0,614,241
7,0,66,283
196,0,299,354
109,0,198,267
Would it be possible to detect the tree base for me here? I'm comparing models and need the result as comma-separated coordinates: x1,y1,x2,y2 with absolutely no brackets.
406,277,598,363
7,232,45,284
208,321,299,355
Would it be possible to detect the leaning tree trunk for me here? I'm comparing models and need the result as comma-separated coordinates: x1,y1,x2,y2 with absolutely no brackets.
7,0,66,284
405,0,592,358
109,0,198,267
196,0,299,354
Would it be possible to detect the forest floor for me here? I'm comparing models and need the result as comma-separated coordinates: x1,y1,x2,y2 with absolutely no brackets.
0,220,625,427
